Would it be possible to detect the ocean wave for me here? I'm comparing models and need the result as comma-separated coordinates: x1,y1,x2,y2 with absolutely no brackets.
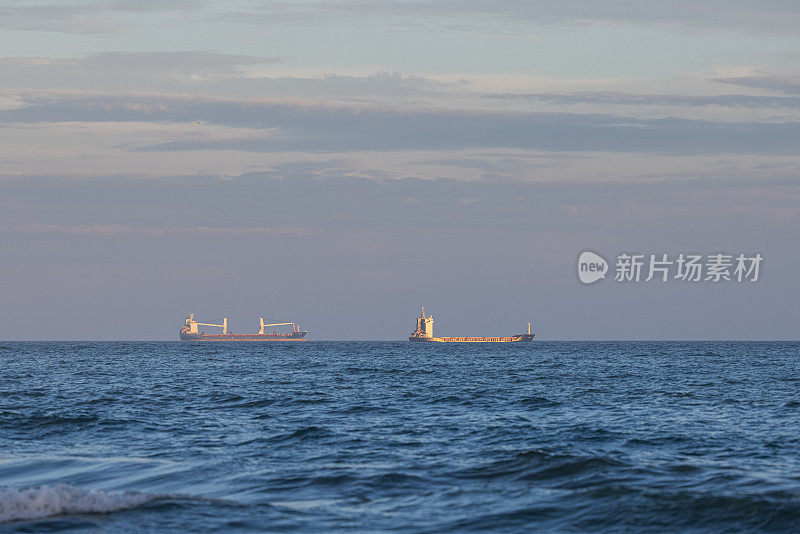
454,449,626,482
266,425,334,444
518,395,562,408
0,484,155,524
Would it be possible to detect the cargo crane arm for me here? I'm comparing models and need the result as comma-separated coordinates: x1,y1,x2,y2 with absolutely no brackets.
185,314,227,334
259,318,298,335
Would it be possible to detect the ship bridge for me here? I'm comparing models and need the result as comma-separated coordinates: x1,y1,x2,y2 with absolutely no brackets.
412,307,434,339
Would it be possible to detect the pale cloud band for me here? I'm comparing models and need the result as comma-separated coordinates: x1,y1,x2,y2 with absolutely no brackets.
0,223,318,237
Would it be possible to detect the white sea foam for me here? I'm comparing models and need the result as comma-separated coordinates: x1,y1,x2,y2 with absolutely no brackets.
0,484,154,523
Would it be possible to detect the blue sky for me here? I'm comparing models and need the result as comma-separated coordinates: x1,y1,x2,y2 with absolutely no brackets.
1,1,798,339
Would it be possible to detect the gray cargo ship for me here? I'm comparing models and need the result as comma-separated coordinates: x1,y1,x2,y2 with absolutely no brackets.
179,313,307,341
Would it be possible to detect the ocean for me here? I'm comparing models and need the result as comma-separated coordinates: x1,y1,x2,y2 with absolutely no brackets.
1,341,799,532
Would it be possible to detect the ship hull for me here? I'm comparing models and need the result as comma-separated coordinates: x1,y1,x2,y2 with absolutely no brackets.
409,334,534,343
180,331,307,341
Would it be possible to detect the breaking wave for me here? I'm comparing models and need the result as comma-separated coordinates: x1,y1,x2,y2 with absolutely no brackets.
0,484,155,523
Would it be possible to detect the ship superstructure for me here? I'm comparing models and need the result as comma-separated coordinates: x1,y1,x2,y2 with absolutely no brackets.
409,307,533,342
179,312,307,341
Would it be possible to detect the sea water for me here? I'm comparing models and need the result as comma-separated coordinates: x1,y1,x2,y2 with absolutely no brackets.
1,341,799,532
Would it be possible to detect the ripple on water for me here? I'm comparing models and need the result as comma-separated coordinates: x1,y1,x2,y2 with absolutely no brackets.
0,341,799,531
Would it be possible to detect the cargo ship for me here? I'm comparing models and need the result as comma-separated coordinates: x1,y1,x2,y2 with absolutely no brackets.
179,312,307,341
409,307,533,342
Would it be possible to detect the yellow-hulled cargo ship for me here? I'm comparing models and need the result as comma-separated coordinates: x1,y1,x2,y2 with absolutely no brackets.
408,307,534,342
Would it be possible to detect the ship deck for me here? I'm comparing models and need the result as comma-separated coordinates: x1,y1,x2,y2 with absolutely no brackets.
410,334,534,343
180,332,307,341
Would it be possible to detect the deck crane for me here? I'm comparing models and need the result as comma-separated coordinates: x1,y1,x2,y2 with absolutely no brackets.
184,313,227,335
259,318,298,335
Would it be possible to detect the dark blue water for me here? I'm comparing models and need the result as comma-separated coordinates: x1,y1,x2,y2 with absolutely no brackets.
1,342,799,532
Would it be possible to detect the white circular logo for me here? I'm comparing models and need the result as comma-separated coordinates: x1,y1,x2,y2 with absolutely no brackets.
578,251,608,284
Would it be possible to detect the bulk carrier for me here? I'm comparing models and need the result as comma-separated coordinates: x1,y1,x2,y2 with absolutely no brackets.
179,312,307,341
409,307,534,342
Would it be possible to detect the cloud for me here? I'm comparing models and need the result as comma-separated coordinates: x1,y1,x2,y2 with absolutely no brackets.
0,0,205,36
2,171,798,231
0,1,200,34
0,52,284,92
3,92,800,156
0,223,317,237
75,51,282,74
483,91,800,109
0,55,462,103
218,0,800,34
713,74,800,95
5,1,800,36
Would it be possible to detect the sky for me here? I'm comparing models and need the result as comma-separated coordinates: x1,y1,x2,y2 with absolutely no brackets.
1,0,799,340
